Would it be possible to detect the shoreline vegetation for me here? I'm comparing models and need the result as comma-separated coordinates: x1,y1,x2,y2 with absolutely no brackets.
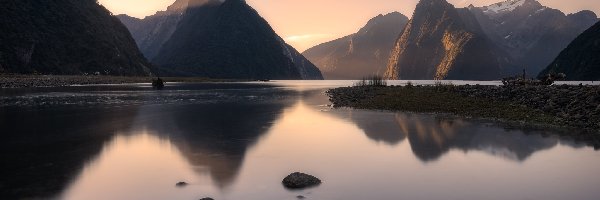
0,75,248,88
327,80,600,147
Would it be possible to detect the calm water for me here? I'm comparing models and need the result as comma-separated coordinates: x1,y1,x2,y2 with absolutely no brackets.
1,81,599,200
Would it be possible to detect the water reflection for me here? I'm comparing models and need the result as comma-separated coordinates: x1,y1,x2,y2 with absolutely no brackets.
395,113,559,162
0,82,598,200
135,99,293,188
0,106,140,199
326,109,586,162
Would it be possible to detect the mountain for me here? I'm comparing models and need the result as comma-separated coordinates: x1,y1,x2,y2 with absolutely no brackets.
384,0,514,80
118,0,323,80
0,0,151,76
116,0,192,60
302,12,409,80
471,0,598,75
539,21,600,80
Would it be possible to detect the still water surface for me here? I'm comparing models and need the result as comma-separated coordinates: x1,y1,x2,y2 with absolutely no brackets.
1,81,599,200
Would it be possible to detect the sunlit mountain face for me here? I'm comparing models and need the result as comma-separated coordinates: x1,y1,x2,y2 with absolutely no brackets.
385,0,515,80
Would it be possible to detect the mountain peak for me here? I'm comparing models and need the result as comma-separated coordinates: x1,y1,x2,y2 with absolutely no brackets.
417,0,453,8
140,0,322,79
302,12,409,79
568,10,598,20
481,0,542,14
385,0,512,80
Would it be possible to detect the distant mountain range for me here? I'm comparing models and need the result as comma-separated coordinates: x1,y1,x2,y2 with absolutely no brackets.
118,0,323,80
0,0,151,76
471,0,598,76
1,0,596,80
383,0,598,80
302,0,598,80
302,12,409,80
539,21,600,80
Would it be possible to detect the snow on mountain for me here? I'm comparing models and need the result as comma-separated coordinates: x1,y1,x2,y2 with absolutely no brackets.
482,0,526,14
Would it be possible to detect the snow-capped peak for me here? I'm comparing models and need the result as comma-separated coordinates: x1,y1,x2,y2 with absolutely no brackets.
482,0,527,14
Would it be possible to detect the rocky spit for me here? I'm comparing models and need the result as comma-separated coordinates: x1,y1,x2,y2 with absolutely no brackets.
0,75,234,88
451,84,600,129
0,75,152,88
328,84,600,139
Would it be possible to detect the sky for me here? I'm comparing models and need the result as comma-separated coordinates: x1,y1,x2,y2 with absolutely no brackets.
99,0,600,52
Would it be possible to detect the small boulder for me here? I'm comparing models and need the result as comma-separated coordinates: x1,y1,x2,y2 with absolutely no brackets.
175,182,188,187
282,172,321,189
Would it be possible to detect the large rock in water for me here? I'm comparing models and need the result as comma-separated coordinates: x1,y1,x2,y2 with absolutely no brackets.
282,172,322,189
384,0,515,80
539,21,600,81
302,12,409,80
0,0,151,76
118,0,323,80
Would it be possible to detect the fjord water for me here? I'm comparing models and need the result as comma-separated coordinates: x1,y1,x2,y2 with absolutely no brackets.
1,81,599,200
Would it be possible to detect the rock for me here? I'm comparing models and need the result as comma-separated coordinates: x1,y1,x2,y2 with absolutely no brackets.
199,198,214,200
296,195,306,199
175,181,188,187
282,172,321,189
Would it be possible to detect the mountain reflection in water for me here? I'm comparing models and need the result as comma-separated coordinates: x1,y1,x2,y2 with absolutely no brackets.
0,82,598,200
327,110,569,162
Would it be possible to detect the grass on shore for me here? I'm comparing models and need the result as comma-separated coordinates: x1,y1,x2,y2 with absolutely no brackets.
327,86,556,126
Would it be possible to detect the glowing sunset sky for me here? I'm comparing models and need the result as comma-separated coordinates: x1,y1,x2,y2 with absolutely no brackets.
99,0,600,51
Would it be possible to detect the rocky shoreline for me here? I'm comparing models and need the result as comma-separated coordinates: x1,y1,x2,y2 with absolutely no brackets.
0,75,239,88
327,84,600,134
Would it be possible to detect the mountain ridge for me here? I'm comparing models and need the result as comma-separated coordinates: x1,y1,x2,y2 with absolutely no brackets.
302,12,409,79
471,0,598,75
0,0,152,76
539,21,600,80
119,0,322,79
384,0,514,80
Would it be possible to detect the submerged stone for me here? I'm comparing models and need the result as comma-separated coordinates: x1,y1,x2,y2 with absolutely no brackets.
282,172,321,189
175,181,188,187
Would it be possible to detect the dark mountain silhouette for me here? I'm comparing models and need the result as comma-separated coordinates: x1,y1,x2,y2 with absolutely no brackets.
384,0,514,80
539,21,600,80
0,0,151,76
118,0,323,79
470,0,598,75
302,12,409,80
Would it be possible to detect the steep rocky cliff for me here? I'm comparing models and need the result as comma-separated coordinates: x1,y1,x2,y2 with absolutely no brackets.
384,0,513,80
302,12,409,79
0,0,151,75
119,0,322,79
539,22,600,80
